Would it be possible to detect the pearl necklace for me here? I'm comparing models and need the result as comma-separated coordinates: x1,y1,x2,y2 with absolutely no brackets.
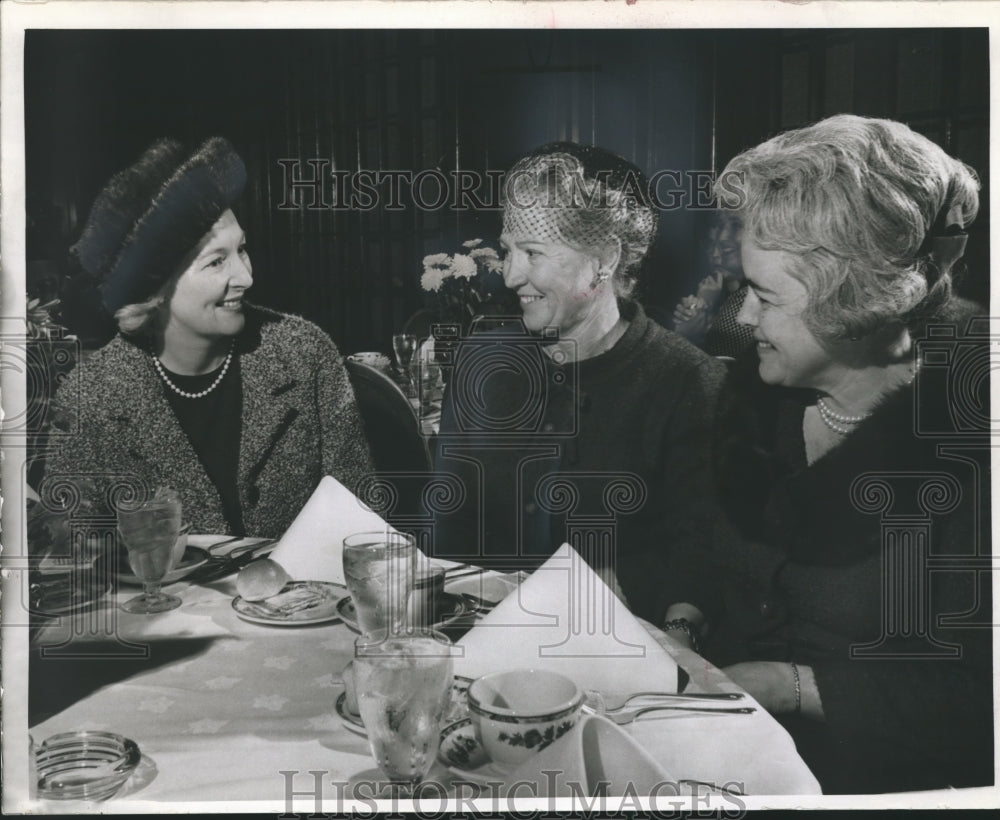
815,397,870,436
153,342,234,399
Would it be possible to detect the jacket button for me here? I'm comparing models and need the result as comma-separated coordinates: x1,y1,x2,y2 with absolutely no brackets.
525,502,537,514
247,487,260,506
759,600,772,616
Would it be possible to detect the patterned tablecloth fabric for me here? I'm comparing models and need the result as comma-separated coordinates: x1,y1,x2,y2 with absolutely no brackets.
29,569,820,806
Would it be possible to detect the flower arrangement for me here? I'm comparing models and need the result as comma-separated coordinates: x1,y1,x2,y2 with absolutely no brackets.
24,292,80,502
420,239,516,333
27,297,72,340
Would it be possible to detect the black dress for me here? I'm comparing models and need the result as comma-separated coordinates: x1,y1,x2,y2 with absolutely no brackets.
430,302,726,622
673,302,994,793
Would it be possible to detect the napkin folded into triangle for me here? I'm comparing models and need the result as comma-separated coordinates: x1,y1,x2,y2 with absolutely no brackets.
269,475,404,585
269,475,461,584
506,713,673,797
455,543,678,696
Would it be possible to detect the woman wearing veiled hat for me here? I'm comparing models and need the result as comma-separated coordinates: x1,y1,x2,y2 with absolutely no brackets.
45,138,373,537
660,115,992,792
431,142,726,620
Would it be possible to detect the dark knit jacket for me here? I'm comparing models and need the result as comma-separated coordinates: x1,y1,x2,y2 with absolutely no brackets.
682,304,993,794
45,305,375,537
431,302,726,621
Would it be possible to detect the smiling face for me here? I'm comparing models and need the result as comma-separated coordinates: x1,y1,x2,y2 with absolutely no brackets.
162,210,252,350
706,221,743,283
499,219,612,340
737,238,844,391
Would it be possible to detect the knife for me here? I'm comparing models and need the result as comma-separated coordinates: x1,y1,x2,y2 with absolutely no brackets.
184,540,278,585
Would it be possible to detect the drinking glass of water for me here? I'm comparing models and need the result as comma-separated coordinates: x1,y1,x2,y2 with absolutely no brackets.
354,629,454,794
392,334,418,394
342,531,414,635
117,490,183,614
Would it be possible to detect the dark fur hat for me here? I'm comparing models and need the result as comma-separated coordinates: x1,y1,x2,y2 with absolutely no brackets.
71,137,247,313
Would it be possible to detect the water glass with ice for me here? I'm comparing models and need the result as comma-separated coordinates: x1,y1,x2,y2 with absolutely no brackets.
117,489,183,614
342,531,415,635
354,629,454,793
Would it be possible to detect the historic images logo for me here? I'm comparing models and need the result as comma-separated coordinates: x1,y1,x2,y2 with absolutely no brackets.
276,161,746,213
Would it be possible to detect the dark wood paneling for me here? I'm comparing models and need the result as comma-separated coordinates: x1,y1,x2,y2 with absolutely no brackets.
713,28,990,305
25,29,989,351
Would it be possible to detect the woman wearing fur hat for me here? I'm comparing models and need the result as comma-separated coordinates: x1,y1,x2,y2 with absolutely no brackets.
660,115,991,792
45,138,374,537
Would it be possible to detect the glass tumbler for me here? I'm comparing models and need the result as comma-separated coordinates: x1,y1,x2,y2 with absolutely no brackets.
342,531,415,635
354,629,454,794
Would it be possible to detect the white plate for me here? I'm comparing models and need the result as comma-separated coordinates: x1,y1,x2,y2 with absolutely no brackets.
31,573,112,617
232,581,347,626
187,533,239,550
335,592,474,634
114,546,211,586
336,676,474,739
446,572,521,609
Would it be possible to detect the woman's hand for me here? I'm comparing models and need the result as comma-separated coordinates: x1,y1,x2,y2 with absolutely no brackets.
722,661,824,720
672,296,709,339
695,271,725,309
661,603,706,652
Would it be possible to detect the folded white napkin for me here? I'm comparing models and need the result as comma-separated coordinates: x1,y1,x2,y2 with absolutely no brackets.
269,476,401,584
269,476,450,584
507,713,672,797
455,544,678,697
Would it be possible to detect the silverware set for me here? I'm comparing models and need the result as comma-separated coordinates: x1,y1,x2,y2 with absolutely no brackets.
584,688,755,723
597,704,756,724
183,538,279,584
442,565,525,613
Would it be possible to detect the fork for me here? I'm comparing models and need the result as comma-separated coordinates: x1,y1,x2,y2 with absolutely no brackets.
597,705,756,724
587,689,745,711
185,539,279,584
204,536,244,553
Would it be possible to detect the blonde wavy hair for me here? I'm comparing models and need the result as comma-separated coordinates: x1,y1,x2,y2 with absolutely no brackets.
717,114,979,342
114,295,166,336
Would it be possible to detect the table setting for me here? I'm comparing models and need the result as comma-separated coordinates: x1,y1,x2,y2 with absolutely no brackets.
25,474,821,809
347,331,444,438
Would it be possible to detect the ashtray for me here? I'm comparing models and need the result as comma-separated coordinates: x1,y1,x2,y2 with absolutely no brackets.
35,731,140,801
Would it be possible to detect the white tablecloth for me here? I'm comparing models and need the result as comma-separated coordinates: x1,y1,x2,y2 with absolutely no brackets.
27,569,820,809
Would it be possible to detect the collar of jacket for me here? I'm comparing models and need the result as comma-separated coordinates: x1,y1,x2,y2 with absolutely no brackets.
100,305,300,492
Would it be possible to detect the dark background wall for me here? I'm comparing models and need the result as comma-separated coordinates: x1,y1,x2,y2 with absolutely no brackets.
25,28,989,353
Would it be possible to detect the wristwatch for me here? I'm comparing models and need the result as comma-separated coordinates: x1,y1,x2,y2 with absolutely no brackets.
662,617,700,653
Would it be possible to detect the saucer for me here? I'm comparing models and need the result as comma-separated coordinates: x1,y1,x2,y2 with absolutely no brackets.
30,573,112,617
336,592,473,633
114,546,211,586
437,719,514,782
232,581,347,625
335,692,367,737
336,676,474,738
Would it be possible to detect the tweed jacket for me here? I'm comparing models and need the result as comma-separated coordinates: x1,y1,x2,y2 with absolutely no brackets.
45,305,374,537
